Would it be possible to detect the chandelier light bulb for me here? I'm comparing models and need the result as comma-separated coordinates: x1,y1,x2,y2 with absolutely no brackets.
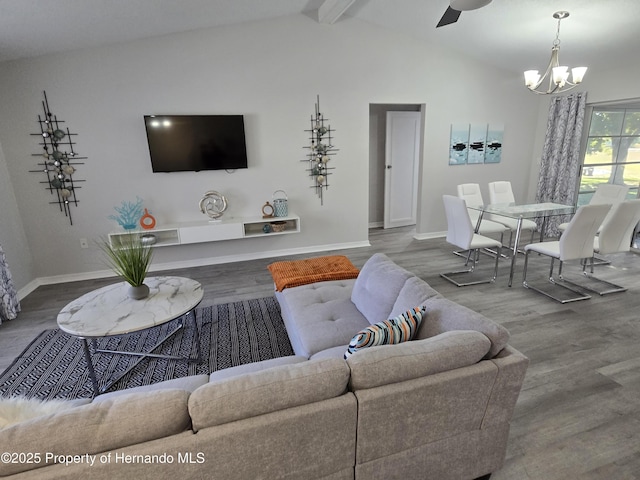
572,66,587,84
524,70,540,88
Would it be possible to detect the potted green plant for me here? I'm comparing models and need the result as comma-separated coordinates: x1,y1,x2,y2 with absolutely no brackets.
99,235,154,299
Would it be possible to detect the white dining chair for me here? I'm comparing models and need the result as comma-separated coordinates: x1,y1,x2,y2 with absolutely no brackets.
457,183,510,239
569,199,640,295
441,195,502,287
487,181,537,246
557,183,630,233
522,203,611,303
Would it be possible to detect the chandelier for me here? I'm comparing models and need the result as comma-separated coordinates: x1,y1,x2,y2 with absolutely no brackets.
524,11,587,95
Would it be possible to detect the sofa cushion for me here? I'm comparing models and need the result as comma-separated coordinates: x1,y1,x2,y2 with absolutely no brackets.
0,389,191,476
93,374,210,402
344,306,425,359
208,355,308,382
351,253,414,325
389,276,441,318
276,279,369,357
0,397,77,429
417,297,510,358
310,345,350,360
346,330,491,390
189,358,350,432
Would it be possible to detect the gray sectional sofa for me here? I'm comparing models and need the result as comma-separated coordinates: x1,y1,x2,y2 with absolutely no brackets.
0,253,528,480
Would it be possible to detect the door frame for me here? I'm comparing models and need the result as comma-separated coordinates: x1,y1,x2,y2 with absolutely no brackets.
368,103,426,230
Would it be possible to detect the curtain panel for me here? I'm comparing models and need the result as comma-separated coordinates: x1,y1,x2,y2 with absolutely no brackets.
0,243,20,323
535,92,588,237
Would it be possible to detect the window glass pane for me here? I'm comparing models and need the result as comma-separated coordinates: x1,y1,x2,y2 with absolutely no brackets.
584,137,620,164
589,110,624,136
620,162,640,187
579,106,640,211
579,167,613,201
615,136,640,163
622,110,640,135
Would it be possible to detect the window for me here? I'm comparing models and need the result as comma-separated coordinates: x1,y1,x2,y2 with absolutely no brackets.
578,106,640,205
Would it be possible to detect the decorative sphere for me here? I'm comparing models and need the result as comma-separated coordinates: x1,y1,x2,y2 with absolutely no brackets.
317,175,325,185
60,188,71,198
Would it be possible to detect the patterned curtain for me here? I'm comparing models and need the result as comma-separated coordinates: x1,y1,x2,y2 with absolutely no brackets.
535,92,588,237
0,243,21,323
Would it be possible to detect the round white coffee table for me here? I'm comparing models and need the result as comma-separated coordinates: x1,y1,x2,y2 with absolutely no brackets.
57,276,203,396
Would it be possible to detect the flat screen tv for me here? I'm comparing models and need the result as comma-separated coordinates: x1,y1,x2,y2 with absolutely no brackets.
143,115,248,172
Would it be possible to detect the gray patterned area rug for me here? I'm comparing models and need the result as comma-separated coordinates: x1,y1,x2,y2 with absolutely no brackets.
0,297,294,400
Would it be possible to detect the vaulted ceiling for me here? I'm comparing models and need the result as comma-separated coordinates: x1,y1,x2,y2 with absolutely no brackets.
1,0,638,78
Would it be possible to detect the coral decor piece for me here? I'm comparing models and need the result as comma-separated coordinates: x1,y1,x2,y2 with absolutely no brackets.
29,91,87,225
303,95,337,205
109,197,145,230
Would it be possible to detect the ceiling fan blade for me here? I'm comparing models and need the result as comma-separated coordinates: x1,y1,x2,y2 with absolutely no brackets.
436,6,461,28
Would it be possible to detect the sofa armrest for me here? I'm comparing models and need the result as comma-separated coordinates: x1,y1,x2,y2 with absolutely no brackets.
481,345,529,429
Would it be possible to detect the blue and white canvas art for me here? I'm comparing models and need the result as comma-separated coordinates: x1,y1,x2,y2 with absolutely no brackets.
449,123,469,165
467,124,487,164
484,123,504,164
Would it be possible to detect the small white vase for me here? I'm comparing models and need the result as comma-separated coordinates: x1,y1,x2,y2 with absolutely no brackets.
128,283,150,300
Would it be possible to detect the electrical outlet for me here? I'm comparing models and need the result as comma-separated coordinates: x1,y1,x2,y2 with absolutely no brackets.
80,238,89,249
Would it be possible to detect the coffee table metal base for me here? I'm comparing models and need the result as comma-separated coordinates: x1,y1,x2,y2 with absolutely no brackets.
81,309,201,396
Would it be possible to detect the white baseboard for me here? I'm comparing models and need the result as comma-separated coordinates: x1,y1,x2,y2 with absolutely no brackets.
20,240,372,291
17,279,42,301
413,231,446,241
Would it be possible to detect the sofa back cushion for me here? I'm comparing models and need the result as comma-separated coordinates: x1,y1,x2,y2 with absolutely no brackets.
189,358,350,432
347,330,491,390
389,276,441,318
351,253,413,324
0,390,191,476
417,296,510,358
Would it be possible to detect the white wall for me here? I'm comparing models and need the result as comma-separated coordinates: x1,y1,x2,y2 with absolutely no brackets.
0,13,544,287
0,142,32,290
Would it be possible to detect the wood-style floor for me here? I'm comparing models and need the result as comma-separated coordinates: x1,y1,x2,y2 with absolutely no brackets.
2,226,640,479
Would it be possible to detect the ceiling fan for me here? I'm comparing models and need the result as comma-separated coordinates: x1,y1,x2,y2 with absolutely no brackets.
436,0,492,28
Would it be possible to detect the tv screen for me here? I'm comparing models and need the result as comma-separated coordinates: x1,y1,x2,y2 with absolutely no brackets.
143,115,248,172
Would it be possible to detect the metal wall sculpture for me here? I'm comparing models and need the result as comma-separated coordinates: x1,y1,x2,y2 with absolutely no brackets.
303,95,337,205
30,91,86,225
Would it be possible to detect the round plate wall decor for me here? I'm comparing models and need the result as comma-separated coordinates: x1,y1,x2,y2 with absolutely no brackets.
199,191,228,219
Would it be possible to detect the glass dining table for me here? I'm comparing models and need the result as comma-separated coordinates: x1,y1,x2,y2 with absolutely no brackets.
468,202,576,287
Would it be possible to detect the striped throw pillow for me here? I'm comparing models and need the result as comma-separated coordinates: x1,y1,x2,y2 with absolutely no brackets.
344,306,426,359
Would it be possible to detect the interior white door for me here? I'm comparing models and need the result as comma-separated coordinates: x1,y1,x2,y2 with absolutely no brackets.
384,111,421,228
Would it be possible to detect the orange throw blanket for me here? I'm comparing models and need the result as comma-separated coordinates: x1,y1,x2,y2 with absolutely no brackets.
268,255,360,292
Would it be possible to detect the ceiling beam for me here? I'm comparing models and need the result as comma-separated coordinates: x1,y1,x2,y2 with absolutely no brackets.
317,0,357,25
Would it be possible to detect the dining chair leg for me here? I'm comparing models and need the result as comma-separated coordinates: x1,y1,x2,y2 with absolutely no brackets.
557,260,564,280
563,255,627,295
522,251,592,303
492,246,501,281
